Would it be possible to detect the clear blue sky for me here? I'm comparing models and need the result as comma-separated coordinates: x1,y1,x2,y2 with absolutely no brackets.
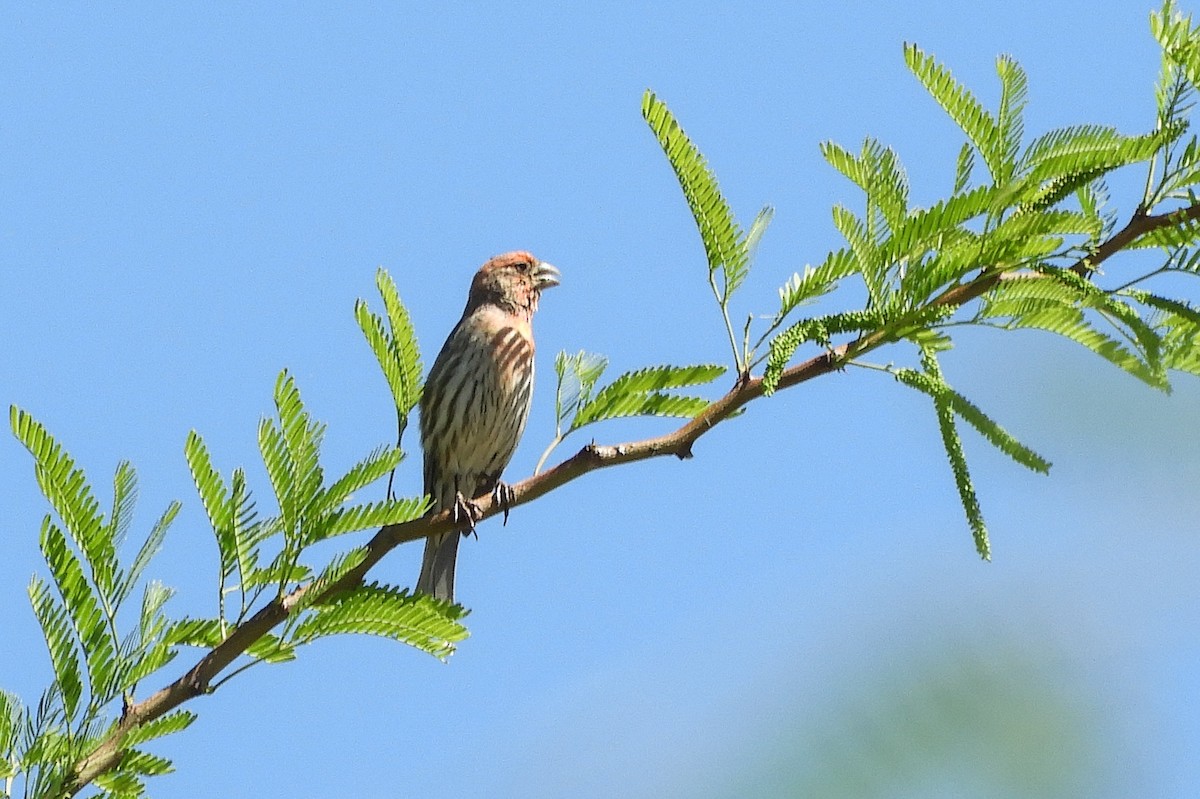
2,2,1197,796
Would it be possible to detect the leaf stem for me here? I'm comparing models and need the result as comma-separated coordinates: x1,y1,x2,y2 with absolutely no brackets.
535,435,564,476
710,274,743,371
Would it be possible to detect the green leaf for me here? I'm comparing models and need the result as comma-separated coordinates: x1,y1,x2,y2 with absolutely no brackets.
1163,320,1200,375
1127,291,1200,376
822,138,909,232
1045,270,1165,378
892,369,1051,474
772,249,859,325
137,580,174,644
882,185,999,298
11,408,118,607
164,618,224,649
185,430,231,546
904,43,1004,183
108,461,138,554
642,91,752,300
1155,54,1194,130
1019,128,1172,201
833,204,885,304
554,350,609,431
1153,0,1200,91
873,142,910,231
290,546,371,614
953,142,975,193
118,748,174,777
571,364,725,429
28,576,84,719
254,556,311,592
763,308,899,395
258,416,293,530
825,139,926,304
995,54,1028,184
186,431,263,616
905,327,955,355
274,370,325,520
1021,125,1138,175
93,770,145,797
228,469,264,574
577,393,711,429
309,444,404,522
115,580,179,687
22,693,71,763
116,499,179,607
246,633,296,664
981,275,1169,390
1075,178,1115,246
1129,290,1200,325
39,517,117,703
121,710,197,748
356,267,424,440
1159,136,1200,199
745,205,775,262
0,690,22,760
307,495,429,543
294,583,469,662
918,351,991,559
991,209,1097,256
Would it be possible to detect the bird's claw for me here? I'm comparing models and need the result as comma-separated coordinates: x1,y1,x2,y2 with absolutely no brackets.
451,491,484,538
492,482,515,526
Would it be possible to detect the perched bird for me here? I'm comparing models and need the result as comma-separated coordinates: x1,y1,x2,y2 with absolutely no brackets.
416,251,560,603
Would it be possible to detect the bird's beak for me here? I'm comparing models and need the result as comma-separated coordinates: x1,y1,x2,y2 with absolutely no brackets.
534,261,561,290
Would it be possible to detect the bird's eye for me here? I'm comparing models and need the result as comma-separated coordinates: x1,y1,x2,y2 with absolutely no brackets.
517,261,531,272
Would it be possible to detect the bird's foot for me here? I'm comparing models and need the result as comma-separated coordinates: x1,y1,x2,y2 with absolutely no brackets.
492,482,516,526
451,491,484,537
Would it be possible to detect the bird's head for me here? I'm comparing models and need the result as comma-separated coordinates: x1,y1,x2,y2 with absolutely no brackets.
466,250,560,317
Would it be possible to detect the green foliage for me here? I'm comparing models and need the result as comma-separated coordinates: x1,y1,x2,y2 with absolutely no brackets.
642,90,749,299
39,518,116,708
539,353,724,472
0,690,21,778
552,350,610,436
27,577,84,721
120,710,196,748
823,139,914,305
11,409,118,609
571,364,726,428
294,583,469,662
166,615,296,665
978,272,1170,389
643,89,773,369
9,408,186,797
355,267,424,442
247,370,427,601
904,44,1016,183
730,24,1200,558
906,349,993,559
771,249,860,325
762,309,889,395
892,367,1051,475
5,324,442,794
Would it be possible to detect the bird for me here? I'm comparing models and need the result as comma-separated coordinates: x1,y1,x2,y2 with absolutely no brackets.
415,251,560,603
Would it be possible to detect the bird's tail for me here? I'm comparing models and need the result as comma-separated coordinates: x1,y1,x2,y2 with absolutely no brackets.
416,530,460,604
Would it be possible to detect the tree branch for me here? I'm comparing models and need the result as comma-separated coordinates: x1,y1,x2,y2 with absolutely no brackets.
61,200,1200,796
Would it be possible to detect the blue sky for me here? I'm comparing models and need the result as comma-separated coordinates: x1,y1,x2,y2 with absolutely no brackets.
2,2,1197,796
